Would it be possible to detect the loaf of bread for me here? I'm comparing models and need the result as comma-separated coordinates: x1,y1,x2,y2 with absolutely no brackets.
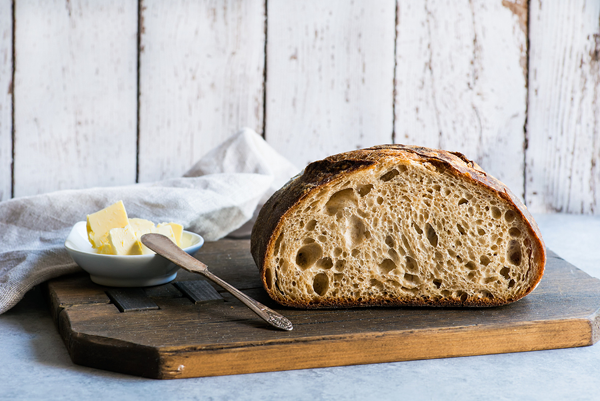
250,145,546,308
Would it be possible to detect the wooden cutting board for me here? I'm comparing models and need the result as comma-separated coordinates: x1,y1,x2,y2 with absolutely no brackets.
45,240,600,379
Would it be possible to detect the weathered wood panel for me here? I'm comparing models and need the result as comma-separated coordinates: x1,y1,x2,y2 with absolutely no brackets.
0,0,12,201
12,0,138,198
265,0,396,168
526,0,600,214
395,0,528,200
138,0,266,182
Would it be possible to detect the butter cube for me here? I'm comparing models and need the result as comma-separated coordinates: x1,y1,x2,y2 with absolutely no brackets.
107,225,144,255
158,222,183,247
129,218,156,236
136,225,177,255
129,218,157,254
86,201,129,249
155,224,177,245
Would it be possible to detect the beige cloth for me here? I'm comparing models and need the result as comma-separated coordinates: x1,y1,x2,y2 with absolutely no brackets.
0,128,298,314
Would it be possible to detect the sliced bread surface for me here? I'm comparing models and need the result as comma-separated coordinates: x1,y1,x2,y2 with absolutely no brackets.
251,145,546,308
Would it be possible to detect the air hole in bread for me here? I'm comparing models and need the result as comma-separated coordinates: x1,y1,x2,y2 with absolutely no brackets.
458,198,468,206
507,240,522,265
504,210,516,223
325,188,357,216
457,223,466,235
378,259,396,275
388,248,400,263
370,279,384,290
425,223,438,247
465,261,477,270
509,227,521,237
313,273,329,296
316,257,333,269
380,169,400,182
344,215,366,247
404,273,420,284
385,235,395,248
334,259,346,271
401,235,412,255
296,243,323,270
500,266,511,280
357,184,373,197
491,206,502,219
433,279,442,288
405,256,418,273
480,255,491,266
306,220,317,231
412,222,423,235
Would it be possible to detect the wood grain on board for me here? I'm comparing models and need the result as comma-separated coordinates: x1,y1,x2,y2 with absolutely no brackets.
12,0,138,197
395,0,528,201
137,0,266,182
0,0,11,201
47,239,600,379
526,0,600,214
264,0,396,168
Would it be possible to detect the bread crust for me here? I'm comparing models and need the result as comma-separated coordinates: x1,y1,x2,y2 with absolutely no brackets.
251,144,546,308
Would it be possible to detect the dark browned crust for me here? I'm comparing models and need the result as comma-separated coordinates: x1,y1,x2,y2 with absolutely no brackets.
251,144,547,309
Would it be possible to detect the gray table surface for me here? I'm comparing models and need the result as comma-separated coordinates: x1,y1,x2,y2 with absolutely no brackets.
1,213,599,401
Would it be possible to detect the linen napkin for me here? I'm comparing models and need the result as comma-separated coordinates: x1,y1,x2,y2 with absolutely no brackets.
0,128,299,314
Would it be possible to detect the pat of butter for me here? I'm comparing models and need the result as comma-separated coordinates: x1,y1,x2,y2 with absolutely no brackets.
107,225,144,255
86,201,129,249
156,224,177,245
129,218,156,236
158,222,183,247
129,218,157,254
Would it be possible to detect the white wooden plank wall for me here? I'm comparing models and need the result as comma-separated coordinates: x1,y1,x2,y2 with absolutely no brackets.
13,0,138,197
395,0,528,200
265,0,396,168
138,0,265,182
0,0,12,201
526,0,600,213
0,0,599,214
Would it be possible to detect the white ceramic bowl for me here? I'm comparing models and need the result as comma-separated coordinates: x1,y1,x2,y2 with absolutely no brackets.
65,221,204,287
